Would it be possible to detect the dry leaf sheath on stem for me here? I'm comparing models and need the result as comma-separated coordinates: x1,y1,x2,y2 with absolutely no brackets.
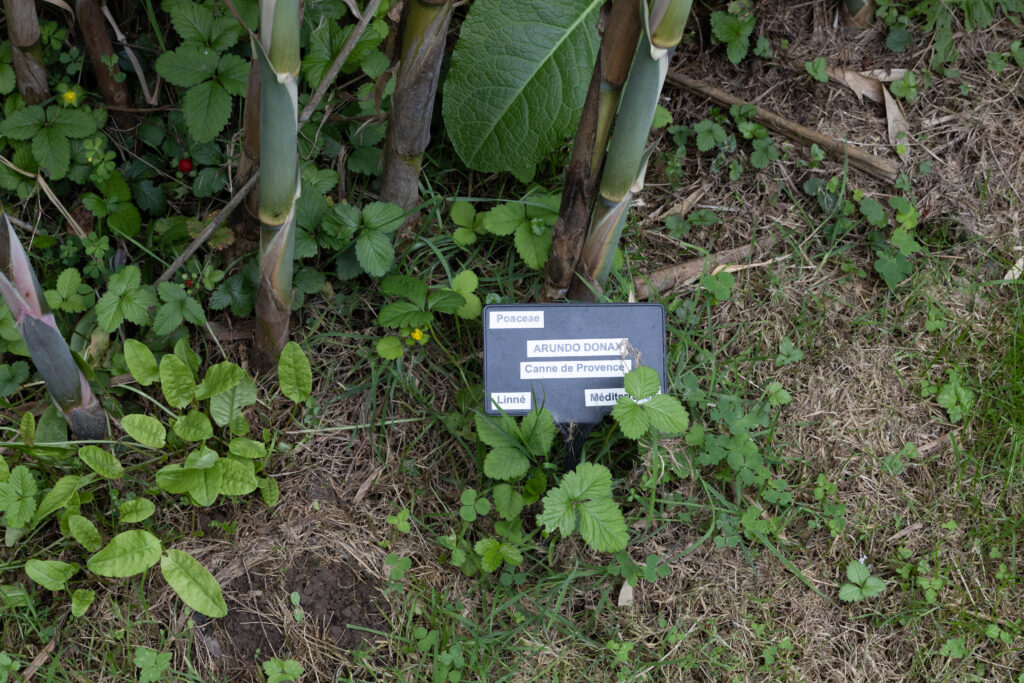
253,0,301,370
0,212,107,439
568,0,693,300
543,0,643,301
381,0,454,230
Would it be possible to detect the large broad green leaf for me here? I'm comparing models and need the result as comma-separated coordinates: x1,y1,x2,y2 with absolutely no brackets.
32,475,82,526
216,458,258,496
210,377,256,428
278,342,312,403
25,559,79,591
68,514,102,551
442,0,602,173
119,497,156,523
86,529,162,577
160,549,227,618
182,80,231,143
124,339,159,386
120,415,167,449
78,446,124,478
160,355,196,409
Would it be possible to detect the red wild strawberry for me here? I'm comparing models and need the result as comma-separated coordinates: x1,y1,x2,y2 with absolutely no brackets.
184,278,194,288
178,158,193,173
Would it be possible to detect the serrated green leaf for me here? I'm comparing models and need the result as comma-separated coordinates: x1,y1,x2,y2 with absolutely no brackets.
846,560,871,585
68,514,102,551
483,446,531,481
427,289,465,314
25,559,79,591
120,415,167,449
217,53,248,96
492,483,523,521
160,354,196,408
155,45,219,87
481,203,524,236
537,484,575,536
513,221,552,269
859,198,887,227
33,126,70,179
442,0,602,172
376,335,404,359
119,498,156,523
577,495,628,553
838,582,863,602
95,266,158,332
474,413,518,449
362,202,404,232
216,457,258,496
354,228,394,277
624,366,660,400
452,270,478,295
861,575,886,599
456,291,482,319
278,342,312,402
0,104,44,139
612,398,649,439
520,408,555,457
643,394,689,435
173,410,213,442
160,549,227,618
183,80,231,143
378,301,432,329
124,339,159,385
32,475,81,525
87,529,162,577
71,588,95,617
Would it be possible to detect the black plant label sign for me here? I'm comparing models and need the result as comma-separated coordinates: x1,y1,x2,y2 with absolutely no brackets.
482,303,666,426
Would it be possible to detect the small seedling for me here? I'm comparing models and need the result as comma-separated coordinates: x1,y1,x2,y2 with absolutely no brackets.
262,658,304,683
839,560,886,602
289,591,304,621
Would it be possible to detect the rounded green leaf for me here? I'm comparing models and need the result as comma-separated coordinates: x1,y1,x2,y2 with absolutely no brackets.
71,588,95,617
258,477,280,506
159,354,196,409
376,336,403,360
124,339,159,386
173,410,213,442
32,475,82,525
156,465,202,495
121,415,167,448
442,0,602,172
216,458,258,496
78,445,124,478
68,514,102,551
87,529,162,577
119,498,156,524
160,549,227,618
278,342,312,403
228,438,267,460
25,559,79,591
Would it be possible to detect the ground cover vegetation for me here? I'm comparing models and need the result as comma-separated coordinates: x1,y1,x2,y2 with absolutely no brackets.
0,0,1022,680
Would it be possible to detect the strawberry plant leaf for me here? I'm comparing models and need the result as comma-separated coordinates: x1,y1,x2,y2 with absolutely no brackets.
182,80,231,143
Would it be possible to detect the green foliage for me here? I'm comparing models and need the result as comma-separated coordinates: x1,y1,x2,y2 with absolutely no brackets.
804,57,828,83
262,658,305,683
443,0,602,173
538,462,628,553
612,367,689,440
95,266,158,333
838,560,886,602
889,71,920,102
936,371,974,423
711,9,756,64
135,647,172,683
327,202,405,279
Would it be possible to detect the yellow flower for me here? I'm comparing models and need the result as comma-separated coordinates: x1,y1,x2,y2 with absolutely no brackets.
411,328,423,341
62,90,77,105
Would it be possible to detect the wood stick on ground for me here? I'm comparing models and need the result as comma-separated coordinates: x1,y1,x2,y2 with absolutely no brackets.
633,242,757,300
666,72,899,183
155,172,260,284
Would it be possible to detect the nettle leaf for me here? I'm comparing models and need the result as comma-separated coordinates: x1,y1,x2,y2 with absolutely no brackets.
442,0,601,173
120,415,167,449
0,465,38,528
173,410,213,442
119,498,156,523
71,588,95,617
278,342,312,403
160,549,227,618
25,559,79,591
87,529,162,577
483,446,531,481
160,354,196,409
183,80,232,143
68,514,102,551
155,45,219,87
124,339,159,386
537,462,627,553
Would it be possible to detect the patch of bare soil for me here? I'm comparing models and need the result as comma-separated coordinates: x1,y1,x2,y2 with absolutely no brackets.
207,551,385,680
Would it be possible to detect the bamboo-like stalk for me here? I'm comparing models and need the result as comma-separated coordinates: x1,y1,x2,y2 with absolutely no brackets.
381,0,454,231
0,213,106,439
253,0,301,371
543,0,643,301
568,0,692,300
4,0,50,104
76,0,132,116
235,62,261,235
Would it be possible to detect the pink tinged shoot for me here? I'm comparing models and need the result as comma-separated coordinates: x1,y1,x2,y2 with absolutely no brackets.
0,212,106,439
